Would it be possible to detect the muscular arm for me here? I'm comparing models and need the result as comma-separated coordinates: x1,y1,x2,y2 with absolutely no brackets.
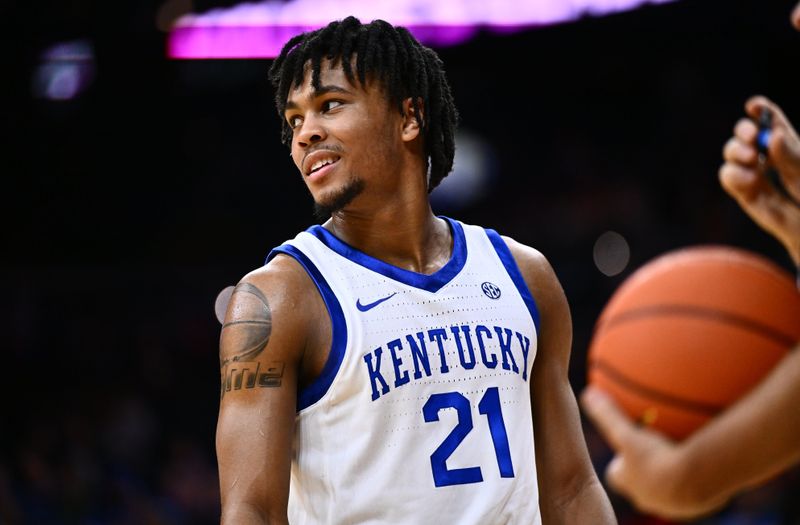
216,257,325,524
680,344,800,506
505,237,617,524
581,344,800,520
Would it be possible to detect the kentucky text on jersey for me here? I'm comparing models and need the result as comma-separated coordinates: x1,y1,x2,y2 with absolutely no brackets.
363,323,532,401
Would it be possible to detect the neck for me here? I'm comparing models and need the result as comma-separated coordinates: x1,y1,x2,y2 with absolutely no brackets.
324,196,452,275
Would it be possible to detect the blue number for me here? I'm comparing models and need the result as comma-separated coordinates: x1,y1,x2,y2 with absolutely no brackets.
478,387,514,478
422,392,483,487
422,388,514,487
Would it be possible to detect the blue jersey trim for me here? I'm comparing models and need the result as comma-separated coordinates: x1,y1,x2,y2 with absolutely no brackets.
266,245,348,411
305,216,467,293
484,229,541,336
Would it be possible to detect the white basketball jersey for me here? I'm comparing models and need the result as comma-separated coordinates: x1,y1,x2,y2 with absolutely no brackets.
267,217,542,525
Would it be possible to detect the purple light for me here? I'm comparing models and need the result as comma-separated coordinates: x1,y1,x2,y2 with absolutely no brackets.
33,39,96,100
168,24,485,58
167,0,677,59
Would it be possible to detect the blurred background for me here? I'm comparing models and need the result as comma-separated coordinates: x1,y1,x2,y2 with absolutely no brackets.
4,0,800,523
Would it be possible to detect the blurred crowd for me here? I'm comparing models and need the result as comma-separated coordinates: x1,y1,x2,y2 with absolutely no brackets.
3,268,222,525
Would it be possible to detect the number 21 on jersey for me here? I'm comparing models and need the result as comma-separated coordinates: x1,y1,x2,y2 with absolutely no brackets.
422,387,514,487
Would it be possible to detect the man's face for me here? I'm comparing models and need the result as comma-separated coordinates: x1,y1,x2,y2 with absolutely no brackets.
283,59,404,217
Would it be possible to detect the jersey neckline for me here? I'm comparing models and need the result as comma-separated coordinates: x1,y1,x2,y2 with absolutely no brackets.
306,216,466,293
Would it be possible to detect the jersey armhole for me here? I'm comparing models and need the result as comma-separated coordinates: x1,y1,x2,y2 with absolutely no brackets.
483,229,542,336
267,245,348,411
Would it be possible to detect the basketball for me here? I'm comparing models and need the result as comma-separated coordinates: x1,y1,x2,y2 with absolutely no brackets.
587,244,800,441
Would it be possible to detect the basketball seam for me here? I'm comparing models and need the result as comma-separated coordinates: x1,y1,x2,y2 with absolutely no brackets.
589,358,724,416
595,304,798,348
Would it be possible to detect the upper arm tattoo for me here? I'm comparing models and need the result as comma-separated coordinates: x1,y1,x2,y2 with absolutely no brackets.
219,282,283,397
220,282,272,364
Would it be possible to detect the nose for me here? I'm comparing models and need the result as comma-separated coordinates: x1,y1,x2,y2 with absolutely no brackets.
295,113,326,148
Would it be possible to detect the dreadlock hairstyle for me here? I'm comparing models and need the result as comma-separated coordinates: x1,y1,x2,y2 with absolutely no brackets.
267,16,459,192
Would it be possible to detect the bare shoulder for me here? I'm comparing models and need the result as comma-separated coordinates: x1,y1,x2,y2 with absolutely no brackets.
499,235,562,299
498,234,572,348
234,253,321,322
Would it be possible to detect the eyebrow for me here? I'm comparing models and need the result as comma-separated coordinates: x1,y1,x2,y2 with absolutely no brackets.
284,84,353,113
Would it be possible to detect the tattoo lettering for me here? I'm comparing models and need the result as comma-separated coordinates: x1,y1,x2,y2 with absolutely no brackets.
219,282,272,367
220,360,285,399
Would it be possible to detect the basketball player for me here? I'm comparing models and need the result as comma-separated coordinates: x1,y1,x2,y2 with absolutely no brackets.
215,16,617,524
580,2,800,521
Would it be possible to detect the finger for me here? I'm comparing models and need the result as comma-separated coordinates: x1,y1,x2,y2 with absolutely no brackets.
793,2,800,31
745,95,778,122
742,96,800,203
733,118,758,144
720,162,782,206
604,455,630,496
768,128,800,202
580,386,638,452
743,97,800,173
720,161,800,257
719,162,758,198
722,137,758,166
745,96,797,140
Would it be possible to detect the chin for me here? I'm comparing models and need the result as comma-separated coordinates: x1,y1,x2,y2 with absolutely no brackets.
312,177,365,220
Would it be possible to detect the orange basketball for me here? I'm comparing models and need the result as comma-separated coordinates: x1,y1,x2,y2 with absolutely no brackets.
587,244,800,441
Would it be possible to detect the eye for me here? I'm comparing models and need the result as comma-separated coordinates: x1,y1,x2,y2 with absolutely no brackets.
287,115,302,129
322,99,343,112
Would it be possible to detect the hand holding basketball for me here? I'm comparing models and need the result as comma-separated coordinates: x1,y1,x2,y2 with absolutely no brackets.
581,244,800,519
581,387,731,520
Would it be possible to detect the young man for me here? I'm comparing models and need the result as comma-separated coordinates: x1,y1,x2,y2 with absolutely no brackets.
215,16,617,524
580,2,800,521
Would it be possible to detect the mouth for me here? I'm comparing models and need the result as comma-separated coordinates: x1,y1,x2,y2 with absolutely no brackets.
304,152,342,177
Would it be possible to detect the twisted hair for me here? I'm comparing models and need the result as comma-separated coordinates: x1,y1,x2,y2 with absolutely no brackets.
267,16,459,191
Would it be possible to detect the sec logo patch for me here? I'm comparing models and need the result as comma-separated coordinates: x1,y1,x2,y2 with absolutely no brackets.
481,282,501,299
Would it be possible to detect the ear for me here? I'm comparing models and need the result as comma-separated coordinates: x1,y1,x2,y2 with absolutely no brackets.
401,97,423,142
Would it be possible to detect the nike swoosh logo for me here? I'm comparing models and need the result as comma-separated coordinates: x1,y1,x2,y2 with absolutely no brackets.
356,292,398,312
